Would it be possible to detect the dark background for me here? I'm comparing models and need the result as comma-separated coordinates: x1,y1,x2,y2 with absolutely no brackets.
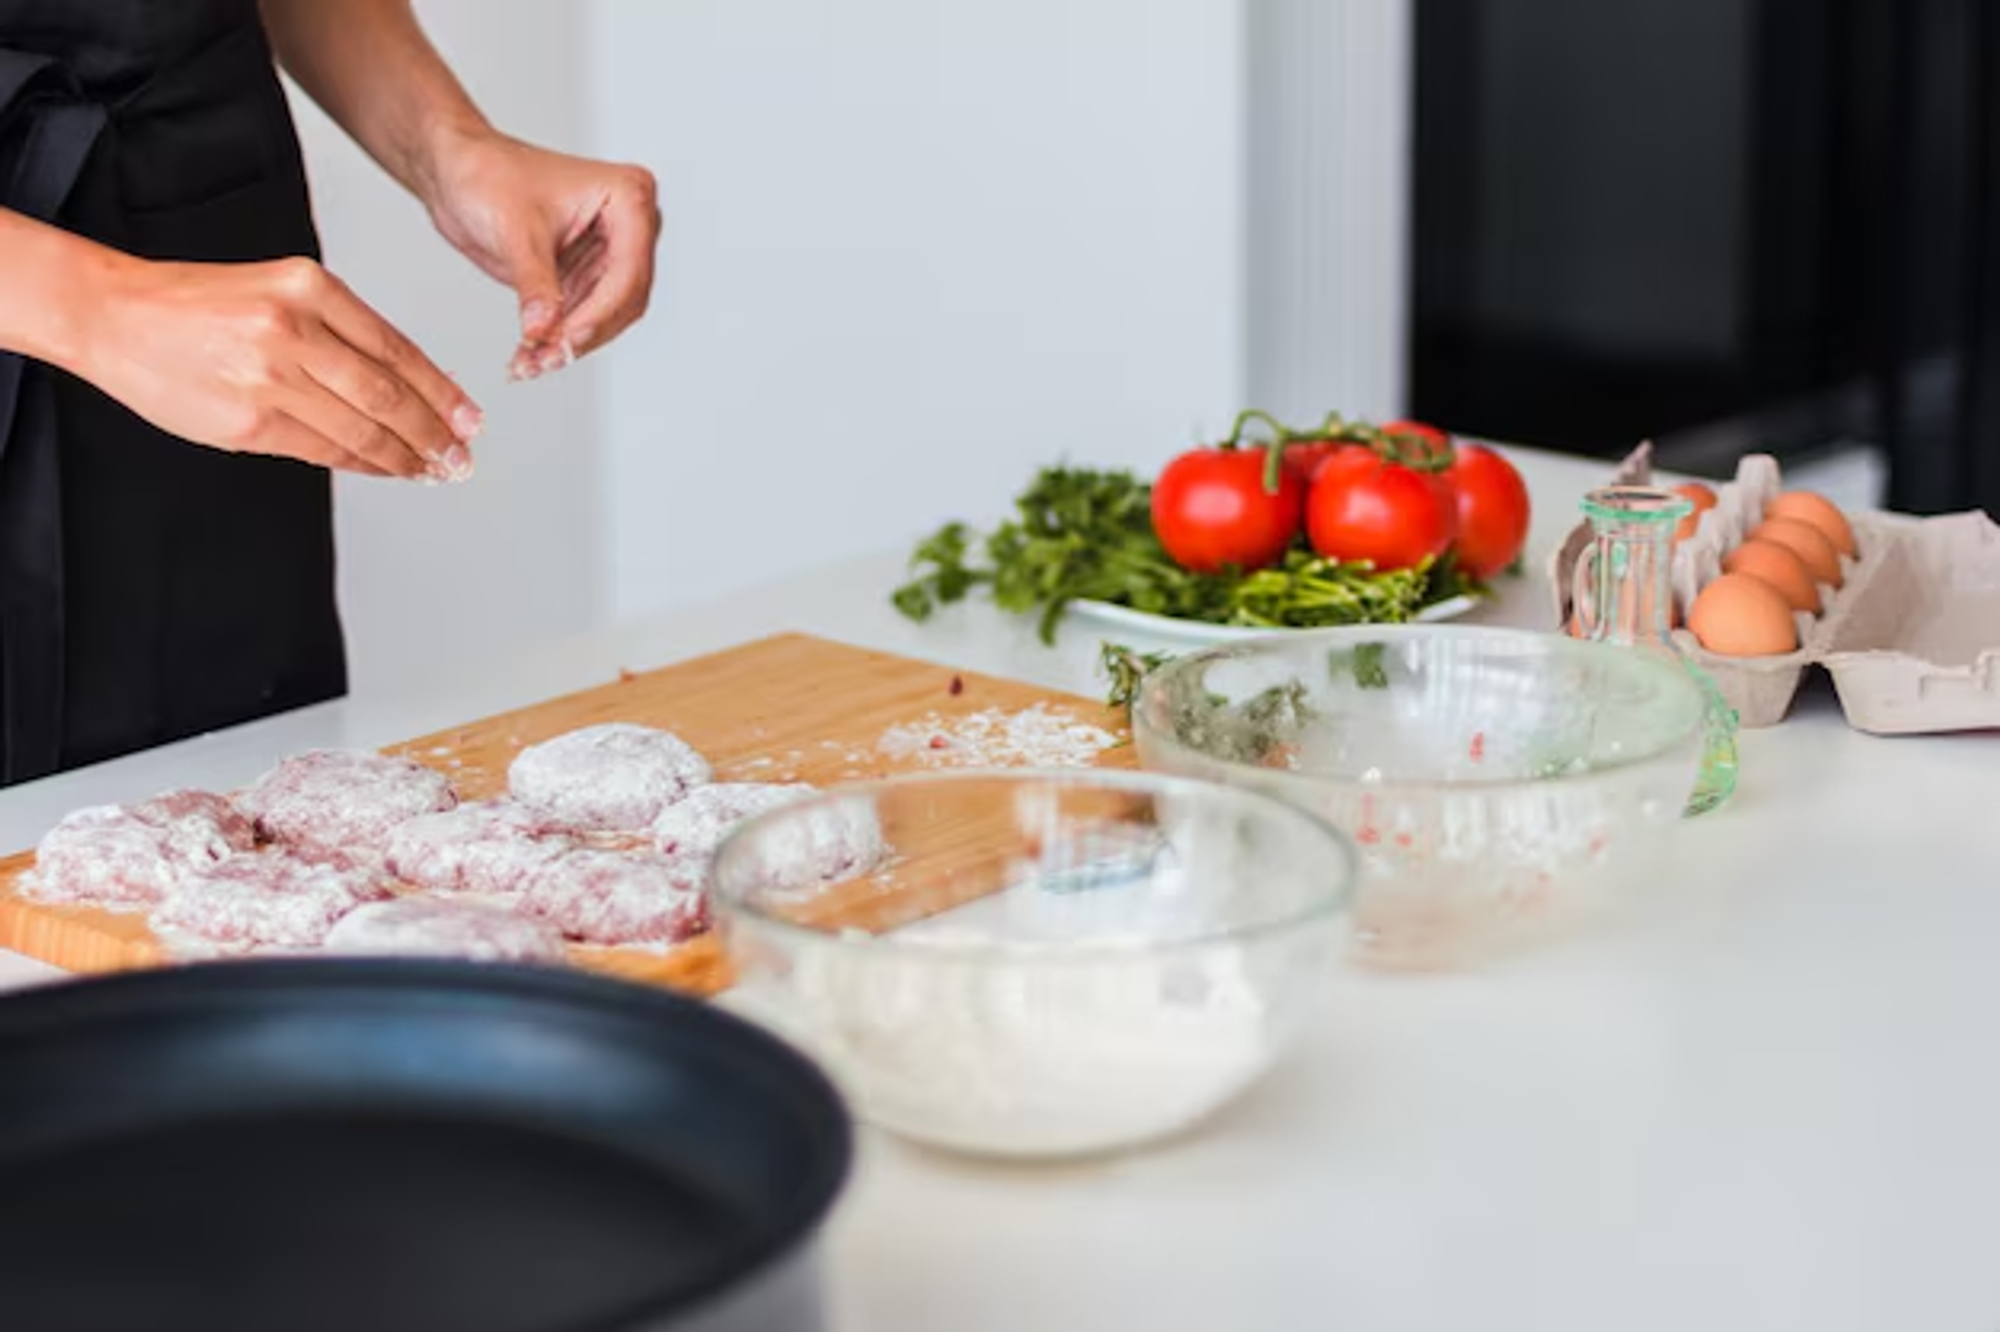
1409,0,2000,515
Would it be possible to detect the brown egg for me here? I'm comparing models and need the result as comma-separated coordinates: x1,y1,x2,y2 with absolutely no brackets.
1721,538,1822,614
1765,490,1857,558
1670,482,1718,542
1752,517,1843,588
1688,573,1799,656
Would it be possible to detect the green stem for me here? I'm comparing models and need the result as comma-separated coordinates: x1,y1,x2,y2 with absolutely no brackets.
1312,409,1356,438
1222,407,1294,449
1214,407,1300,496
1373,423,1455,472
1262,436,1286,494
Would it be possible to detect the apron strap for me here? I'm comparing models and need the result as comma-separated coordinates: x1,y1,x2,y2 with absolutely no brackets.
0,50,109,782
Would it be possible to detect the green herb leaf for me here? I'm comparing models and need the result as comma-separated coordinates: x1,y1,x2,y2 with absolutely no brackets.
1099,641,1175,713
1329,641,1390,689
891,521,987,621
888,465,1489,642
1139,653,1316,767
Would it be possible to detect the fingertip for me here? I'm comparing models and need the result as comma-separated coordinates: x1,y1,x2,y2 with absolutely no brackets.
536,339,577,376
450,402,485,443
507,334,580,382
440,442,475,482
520,296,561,341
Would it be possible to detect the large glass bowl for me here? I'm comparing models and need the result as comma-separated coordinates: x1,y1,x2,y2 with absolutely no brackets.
1131,625,1706,970
709,770,1354,1160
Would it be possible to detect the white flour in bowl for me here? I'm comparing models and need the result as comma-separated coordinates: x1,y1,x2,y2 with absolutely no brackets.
728,926,1274,1158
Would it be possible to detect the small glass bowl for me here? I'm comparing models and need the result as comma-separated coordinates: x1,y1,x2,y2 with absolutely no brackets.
709,770,1354,1160
1132,625,1706,970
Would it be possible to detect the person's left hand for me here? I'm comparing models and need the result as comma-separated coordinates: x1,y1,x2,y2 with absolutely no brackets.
423,130,661,381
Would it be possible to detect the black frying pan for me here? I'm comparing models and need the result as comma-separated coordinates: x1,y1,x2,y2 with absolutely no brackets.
0,960,851,1332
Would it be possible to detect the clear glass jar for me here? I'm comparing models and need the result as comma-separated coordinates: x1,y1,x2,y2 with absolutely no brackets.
1572,485,1738,815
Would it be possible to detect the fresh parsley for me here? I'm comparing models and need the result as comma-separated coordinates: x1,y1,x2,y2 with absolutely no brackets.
892,466,1483,645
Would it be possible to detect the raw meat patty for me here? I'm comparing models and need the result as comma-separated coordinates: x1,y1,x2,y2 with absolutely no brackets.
508,723,712,833
131,789,259,863
31,808,183,908
241,750,458,863
652,783,817,865
520,848,708,946
715,793,885,894
153,853,392,950
321,898,567,963
384,801,572,899
30,791,256,908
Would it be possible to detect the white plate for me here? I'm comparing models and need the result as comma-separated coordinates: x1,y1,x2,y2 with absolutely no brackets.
1065,594,1484,647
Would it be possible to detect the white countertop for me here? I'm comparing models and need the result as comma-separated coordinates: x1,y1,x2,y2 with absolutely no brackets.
4,447,1997,1332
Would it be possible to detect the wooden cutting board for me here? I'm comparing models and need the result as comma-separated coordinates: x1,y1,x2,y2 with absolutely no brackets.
0,633,1131,994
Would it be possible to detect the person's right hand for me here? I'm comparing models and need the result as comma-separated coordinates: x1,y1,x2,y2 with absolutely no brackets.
75,254,483,480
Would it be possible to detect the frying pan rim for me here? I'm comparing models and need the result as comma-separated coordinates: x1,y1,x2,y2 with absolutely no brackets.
0,958,853,1332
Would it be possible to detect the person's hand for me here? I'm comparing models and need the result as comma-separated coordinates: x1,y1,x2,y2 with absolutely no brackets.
421,129,661,381
75,255,484,480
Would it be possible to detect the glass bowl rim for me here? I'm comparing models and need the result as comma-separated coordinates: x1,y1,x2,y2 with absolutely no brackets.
1130,623,1709,796
709,766,1358,962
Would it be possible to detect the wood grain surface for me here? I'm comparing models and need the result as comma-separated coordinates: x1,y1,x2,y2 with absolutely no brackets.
0,633,1130,994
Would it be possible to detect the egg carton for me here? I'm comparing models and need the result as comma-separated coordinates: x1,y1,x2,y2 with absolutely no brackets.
1549,442,2000,733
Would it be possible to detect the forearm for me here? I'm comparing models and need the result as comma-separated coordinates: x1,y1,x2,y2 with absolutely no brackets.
0,208,129,374
258,0,491,206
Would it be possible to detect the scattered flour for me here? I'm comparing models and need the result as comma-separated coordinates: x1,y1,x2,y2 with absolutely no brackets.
876,705,1119,770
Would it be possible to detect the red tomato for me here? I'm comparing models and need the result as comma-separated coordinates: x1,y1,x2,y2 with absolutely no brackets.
1380,418,1447,441
1281,438,1369,485
1152,448,1304,574
1442,443,1532,580
1379,418,1453,464
1305,451,1457,571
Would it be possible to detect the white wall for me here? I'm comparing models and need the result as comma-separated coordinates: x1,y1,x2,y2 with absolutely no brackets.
291,0,1407,681
287,3,605,697
587,0,1248,621
1244,0,1411,423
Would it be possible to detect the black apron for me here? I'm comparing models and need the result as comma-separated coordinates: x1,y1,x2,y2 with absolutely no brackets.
0,0,345,786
